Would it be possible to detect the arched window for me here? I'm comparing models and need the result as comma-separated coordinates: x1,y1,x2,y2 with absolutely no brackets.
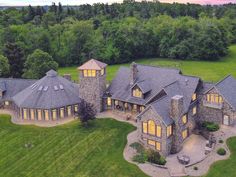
148,120,156,135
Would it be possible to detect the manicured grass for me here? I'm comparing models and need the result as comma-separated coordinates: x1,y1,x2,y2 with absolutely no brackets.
0,115,147,177
59,45,236,83
204,137,236,177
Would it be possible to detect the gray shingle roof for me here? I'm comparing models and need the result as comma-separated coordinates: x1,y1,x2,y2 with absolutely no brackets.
213,75,236,110
0,78,36,101
13,70,81,109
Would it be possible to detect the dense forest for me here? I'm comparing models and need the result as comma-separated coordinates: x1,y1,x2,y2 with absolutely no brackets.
0,1,235,79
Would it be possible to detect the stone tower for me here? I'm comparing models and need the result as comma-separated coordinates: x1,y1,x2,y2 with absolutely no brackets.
78,59,107,112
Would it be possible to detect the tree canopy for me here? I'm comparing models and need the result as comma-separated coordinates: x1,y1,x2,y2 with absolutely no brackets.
0,55,10,77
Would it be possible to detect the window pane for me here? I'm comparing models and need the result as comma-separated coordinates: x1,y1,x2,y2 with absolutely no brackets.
167,125,172,137
148,139,155,146
83,70,87,77
30,109,35,120
38,110,42,120
67,106,71,116
148,120,156,135
107,97,111,106
156,142,161,151
182,114,187,124
44,110,49,120
156,125,162,137
52,109,57,120
23,109,27,120
60,108,64,118
143,122,148,133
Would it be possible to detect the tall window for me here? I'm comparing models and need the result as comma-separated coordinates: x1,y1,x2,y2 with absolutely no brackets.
67,106,71,116
52,109,57,120
156,125,162,137
182,129,188,140
192,93,197,101
132,88,142,98
148,120,156,135
133,104,137,111
107,97,111,106
207,93,223,104
60,108,64,118
37,110,42,120
30,109,35,120
142,122,148,133
182,114,187,124
167,125,173,137
74,105,78,112
44,110,49,121
156,141,161,151
23,109,27,120
101,68,105,75
83,69,96,77
192,106,197,115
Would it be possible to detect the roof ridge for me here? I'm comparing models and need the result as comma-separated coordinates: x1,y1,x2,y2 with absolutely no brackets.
135,63,181,72
215,74,232,86
0,78,37,81
150,94,169,105
163,80,179,88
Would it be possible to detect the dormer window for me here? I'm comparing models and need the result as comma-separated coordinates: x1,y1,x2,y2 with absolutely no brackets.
192,93,197,101
83,69,96,77
132,88,142,98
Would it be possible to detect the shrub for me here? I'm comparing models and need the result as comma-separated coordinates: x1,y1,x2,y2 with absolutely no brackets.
202,121,220,132
158,156,167,165
146,149,166,165
194,166,198,170
217,148,226,155
130,142,145,153
132,153,147,163
219,139,224,144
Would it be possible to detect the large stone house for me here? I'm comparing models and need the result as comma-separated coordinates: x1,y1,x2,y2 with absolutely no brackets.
1,59,236,156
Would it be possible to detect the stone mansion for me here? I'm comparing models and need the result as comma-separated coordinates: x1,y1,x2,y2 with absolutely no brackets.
1,59,236,156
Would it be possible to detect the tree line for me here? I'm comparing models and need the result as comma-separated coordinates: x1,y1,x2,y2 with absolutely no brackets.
0,1,235,79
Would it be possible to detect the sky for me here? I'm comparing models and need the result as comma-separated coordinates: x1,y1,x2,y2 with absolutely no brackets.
0,0,235,6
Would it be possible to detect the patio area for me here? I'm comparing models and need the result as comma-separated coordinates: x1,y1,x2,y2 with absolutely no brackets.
166,134,207,176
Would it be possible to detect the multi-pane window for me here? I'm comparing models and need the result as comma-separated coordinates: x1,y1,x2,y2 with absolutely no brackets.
192,93,197,101
23,109,27,120
156,125,162,137
207,93,223,104
156,141,161,151
37,110,42,120
44,110,49,121
107,97,111,106
167,125,173,137
148,139,156,146
192,106,197,115
30,109,35,120
148,120,156,135
142,122,148,133
182,129,188,140
83,70,96,77
182,114,187,124
52,109,57,120
132,88,142,98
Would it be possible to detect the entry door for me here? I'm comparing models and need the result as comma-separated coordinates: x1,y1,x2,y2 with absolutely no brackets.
223,115,230,125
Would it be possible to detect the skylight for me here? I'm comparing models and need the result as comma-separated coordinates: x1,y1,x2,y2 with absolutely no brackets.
43,86,48,91
59,84,64,90
54,85,59,91
38,86,43,91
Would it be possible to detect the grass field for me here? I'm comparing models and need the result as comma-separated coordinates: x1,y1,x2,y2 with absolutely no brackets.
0,115,147,177
204,137,236,177
59,45,236,83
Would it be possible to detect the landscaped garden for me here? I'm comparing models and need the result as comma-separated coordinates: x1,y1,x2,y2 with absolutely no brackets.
0,114,148,177
59,45,236,83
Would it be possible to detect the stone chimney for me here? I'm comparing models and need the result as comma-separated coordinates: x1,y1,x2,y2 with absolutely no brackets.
63,74,71,81
130,62,138,86
170,95,184,119
170,95,184,154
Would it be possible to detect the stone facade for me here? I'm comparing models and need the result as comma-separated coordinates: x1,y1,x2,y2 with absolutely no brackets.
79,69,107,113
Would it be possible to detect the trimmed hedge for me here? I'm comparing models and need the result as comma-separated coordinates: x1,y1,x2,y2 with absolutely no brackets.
217,148,226,156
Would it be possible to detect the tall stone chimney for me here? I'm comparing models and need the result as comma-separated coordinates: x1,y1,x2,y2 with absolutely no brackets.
170,95,184,153
130,62,138,86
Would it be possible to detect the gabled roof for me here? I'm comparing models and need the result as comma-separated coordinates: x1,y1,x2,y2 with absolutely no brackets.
13,70,81,109
77,59,107,70
132,80,151,94
206,75,236,110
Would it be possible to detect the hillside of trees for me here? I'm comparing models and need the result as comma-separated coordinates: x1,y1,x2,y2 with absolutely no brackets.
0,1,235,79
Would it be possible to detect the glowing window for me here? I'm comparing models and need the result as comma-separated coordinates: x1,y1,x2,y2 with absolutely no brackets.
156,141,161,151
60,108,64,118
207,94,223,104
4,101,9,106
140,106,145,112
67,106,71,116
37,110,42,120
52,109,57,120
30,109,35,120
142,122,148,134
107,97,111,106
91,70,96,77
182,129,188,140
133,88,142,98
148,139,156,146
44,110,49,121
156,125,162,137
148,120,156,136
193,106,197,115
83,70,88,77
192,93,197,101
23,109,27,120
167,125,173,137
74,105,78,112
101,68,105,75
182,114,187,124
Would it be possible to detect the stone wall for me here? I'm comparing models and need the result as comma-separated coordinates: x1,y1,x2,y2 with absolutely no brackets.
79,70,106,113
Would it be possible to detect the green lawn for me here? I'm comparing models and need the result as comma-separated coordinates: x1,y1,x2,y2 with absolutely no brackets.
0,115,147,177
59,45,236,83
204,137,236,177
